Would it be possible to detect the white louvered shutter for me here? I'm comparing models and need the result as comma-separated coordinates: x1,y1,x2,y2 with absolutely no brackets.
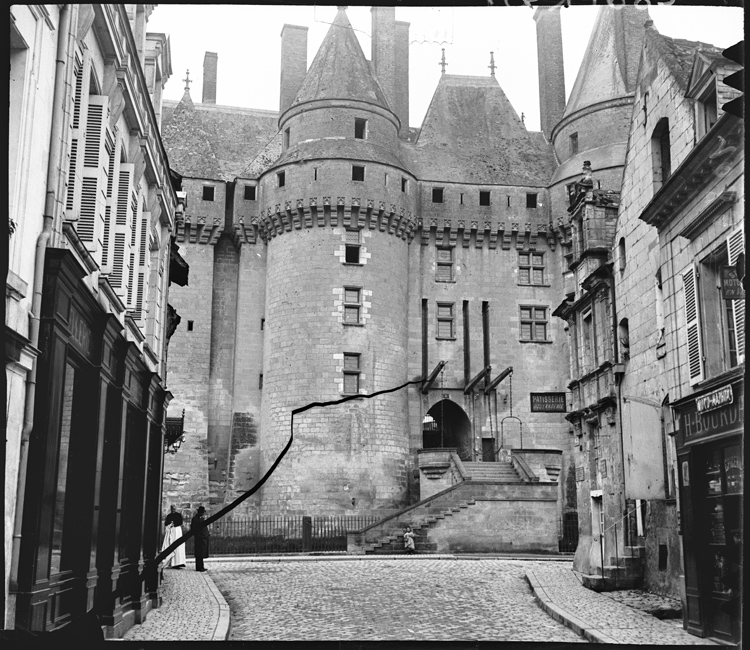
101,127,121,274
64,50,87,221
78,95,110,254
111,163,135,300
682,265,704,385
127,186,143,310
131,211,151,321
726,226,745,363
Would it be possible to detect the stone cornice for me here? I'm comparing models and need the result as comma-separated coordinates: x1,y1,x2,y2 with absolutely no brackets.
175,215,224,245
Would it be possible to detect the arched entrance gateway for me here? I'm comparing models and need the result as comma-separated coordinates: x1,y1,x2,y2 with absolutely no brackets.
422,400,472,460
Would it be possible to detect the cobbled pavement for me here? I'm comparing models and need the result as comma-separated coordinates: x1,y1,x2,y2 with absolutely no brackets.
209,558,585,642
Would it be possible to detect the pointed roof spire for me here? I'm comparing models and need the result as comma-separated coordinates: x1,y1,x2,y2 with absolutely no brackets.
178,69,194,109
290,7,391,112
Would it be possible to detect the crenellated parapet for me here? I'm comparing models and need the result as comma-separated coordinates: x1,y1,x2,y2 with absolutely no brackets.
175,214,224,245
254,197,417,244
417,218,557,251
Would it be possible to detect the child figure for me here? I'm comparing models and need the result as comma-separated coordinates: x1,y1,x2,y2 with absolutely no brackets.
403,527,416,554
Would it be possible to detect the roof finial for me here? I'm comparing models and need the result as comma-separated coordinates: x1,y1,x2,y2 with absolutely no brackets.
521,112,525,124
489,52,496,77
439,48,448,75
183,69,192,92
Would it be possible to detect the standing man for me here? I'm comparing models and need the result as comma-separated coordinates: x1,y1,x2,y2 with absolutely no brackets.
191,506,210,572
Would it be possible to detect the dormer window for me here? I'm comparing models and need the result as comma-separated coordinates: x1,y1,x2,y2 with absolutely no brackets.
651,118,671,192
697,86,718,139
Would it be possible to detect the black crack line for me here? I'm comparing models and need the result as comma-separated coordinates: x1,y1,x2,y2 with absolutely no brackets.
143,377,424,580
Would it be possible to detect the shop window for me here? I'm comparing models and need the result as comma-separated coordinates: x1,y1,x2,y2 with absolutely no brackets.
244,185,256,201
343,353,360,394
652,118,671,192
436,247,453,282
432,187,444,203
202,186,214,201
436,302,455,339
344,287,361,324
520,305,548,342
354,118,367,139
344,229,361,264
526,193,538,208
518,252,544,285
352,165,365,181
479,190,491,206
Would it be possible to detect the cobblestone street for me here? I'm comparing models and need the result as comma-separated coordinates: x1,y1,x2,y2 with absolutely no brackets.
209,558,585,642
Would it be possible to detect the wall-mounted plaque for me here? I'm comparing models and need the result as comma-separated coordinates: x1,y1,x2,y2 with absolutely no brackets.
530,392,567,413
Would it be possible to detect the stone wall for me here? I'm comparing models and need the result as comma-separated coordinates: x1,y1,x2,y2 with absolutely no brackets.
643,499,681,598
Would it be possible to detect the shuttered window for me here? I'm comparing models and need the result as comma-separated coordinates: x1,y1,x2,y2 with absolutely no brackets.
78,95,110,253
344,229,360,264
65,51,84,216
436,247,453,282
682,265,704,384
437,302,454,339
344,287,361,324
519,252,545,285
343,353,360,394
110,163,135,298
520,306,548,342
727,227,745,363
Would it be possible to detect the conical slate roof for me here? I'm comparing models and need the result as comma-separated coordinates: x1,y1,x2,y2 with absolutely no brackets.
291,8,391,111
564,6,650,117
405,75,556,185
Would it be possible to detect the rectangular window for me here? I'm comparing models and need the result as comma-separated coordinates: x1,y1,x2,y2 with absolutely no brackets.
436,247,453,282
520,305,548,342
518,252,545,285
187,320,194,332
259,374,264,390
352,165,365,181
437,302,455,339
526,193,538,208
580,308,593,370
401,177,407,192
460,193,464,205
354,118,367,139
202,186,215,201
343,353,360,394
260,318,265,330
698,88,718,139
432,187,444,203
344,287,361,324
570,132,579,155
244,185,256,201
479,190,491,206
314,167,318,181
284,127,290,149
345,229,361,264
384,172,388,186
277,171,285,187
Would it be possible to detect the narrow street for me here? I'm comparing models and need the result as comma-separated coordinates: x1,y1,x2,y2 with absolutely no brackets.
209,558,584,642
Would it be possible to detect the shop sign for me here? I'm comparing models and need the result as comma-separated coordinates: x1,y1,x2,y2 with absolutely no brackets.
720,265,744,299
530,392,567,412
675,384,743,442
696,385,733,413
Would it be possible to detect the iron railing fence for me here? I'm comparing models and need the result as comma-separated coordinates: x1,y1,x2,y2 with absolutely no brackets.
178,515,380,556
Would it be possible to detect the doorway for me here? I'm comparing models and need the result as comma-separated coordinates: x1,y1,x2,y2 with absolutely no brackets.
422,400,472,460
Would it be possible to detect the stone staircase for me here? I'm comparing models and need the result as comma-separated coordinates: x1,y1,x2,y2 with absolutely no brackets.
462,461,520,482
582,544,646,591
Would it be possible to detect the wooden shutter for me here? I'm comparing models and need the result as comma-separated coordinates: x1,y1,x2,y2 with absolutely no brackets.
127,186,143,310
110,163,134,299
682,265,704,385
131,210,151,321
65,50,87,221
101,127,120,274
727,226,745,362
78,95,110,253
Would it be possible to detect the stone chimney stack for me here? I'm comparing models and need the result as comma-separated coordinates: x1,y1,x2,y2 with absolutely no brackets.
394,20,410,135
202,51,217,104
371,8,396,108
533,8,566,141
279,24,308,116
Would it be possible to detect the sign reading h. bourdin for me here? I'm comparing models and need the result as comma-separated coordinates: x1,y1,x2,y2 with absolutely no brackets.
676,383,743,441
530,392,567,413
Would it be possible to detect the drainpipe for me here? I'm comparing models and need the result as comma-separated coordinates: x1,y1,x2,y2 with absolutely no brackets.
610,270,628,540
9,4,78,619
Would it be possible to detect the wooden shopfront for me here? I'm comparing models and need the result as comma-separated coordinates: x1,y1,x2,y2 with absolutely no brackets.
14,250,169,634
673,373,743,644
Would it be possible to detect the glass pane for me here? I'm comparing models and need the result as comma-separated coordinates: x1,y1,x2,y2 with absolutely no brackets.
724,445,742,494
437,320,452,338
345,245,360,263
344,354,359,370
532,254,544,266
344,306,359,323
535,323,547,341
520,307,532,320
519,269,530,284
533,269,544,285
437,248,452,263
50,363,76,575
521,323,531,340
437,304,452,318
343,373,358,394
344,288,359,304
535,308,547,320
519,253,529,265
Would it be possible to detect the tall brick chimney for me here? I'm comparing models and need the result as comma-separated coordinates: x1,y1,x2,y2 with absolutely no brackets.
202,51,217,104
394,20,410,135
371,7,396,111
533,8,566,141
279,24,308,116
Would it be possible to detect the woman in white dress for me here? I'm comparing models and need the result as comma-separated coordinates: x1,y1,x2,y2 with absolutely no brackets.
161,505,187,568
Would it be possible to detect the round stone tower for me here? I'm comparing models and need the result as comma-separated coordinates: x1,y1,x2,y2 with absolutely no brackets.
256,8,418,515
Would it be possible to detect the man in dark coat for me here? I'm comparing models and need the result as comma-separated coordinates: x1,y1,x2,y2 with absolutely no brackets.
191,506,210,571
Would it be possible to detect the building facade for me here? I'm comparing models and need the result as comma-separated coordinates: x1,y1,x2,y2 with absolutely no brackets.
7,4,183,636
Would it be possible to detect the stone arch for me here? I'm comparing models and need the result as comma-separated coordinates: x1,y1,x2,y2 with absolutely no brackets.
422,400,472,460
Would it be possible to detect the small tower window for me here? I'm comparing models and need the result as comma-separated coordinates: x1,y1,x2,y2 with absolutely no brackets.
314,167,318,181
479,190,491,206
244,185,256,201
354,118,367,140
570,132,579,155
432,188,444,203
284,127,290,149
277,171,285,187
460,193,464,205
343,353,361,394
652,118,671,191
202,186,215,201
352,165,365,182
345,229,361,264
507,196,511,207
526,193,538,208
618,237,626,274
401,177,407,192
187,320,194,332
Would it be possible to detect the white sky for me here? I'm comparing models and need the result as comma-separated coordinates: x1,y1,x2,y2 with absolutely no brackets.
147,4,743,133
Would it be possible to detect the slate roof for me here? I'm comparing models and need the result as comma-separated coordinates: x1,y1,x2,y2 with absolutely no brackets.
404,75,556,186
564,6,650,117
290,8,391,113
647,27,723,91
161,91,279,181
